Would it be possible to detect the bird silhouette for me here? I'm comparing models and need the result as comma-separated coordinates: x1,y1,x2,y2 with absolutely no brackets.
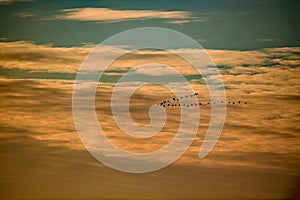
157,92,248,108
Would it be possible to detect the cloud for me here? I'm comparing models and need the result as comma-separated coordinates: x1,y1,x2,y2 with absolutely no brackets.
0,41,92,73
1,41,299,72
166,18,206,24
51,7,200,23
257,38,278,42
133,64,179,76
0,41,299,96
207,49,266,66
0,0,16,5
0,0,32,5
15,11,35,18
196,38,207,43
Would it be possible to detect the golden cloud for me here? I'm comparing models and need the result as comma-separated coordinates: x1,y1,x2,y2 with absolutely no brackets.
0,41,92,73
1,41,300,199
52,7,201,23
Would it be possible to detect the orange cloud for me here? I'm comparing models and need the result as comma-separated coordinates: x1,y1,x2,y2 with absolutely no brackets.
52,7,201,23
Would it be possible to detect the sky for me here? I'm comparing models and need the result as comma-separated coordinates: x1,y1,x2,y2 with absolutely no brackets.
0,1,300,199
0,0,299,50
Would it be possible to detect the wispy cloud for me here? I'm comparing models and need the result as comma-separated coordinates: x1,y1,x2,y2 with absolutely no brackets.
257,38,278,42
196,38,207,43
15,11,35,18
0,41,92,73
0,0,32,5
1,41,299,75
132,64,179,76
50,7,202,24
166,18,206,24
1,41,299,96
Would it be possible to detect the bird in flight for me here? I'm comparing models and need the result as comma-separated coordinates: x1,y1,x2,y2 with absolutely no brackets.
157,93,247,108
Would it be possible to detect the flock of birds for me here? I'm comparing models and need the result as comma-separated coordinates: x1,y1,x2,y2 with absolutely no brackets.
157,93,247,108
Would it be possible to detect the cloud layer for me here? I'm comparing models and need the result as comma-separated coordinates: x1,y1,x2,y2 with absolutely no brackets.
0,41,299,199
1,41,299,95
